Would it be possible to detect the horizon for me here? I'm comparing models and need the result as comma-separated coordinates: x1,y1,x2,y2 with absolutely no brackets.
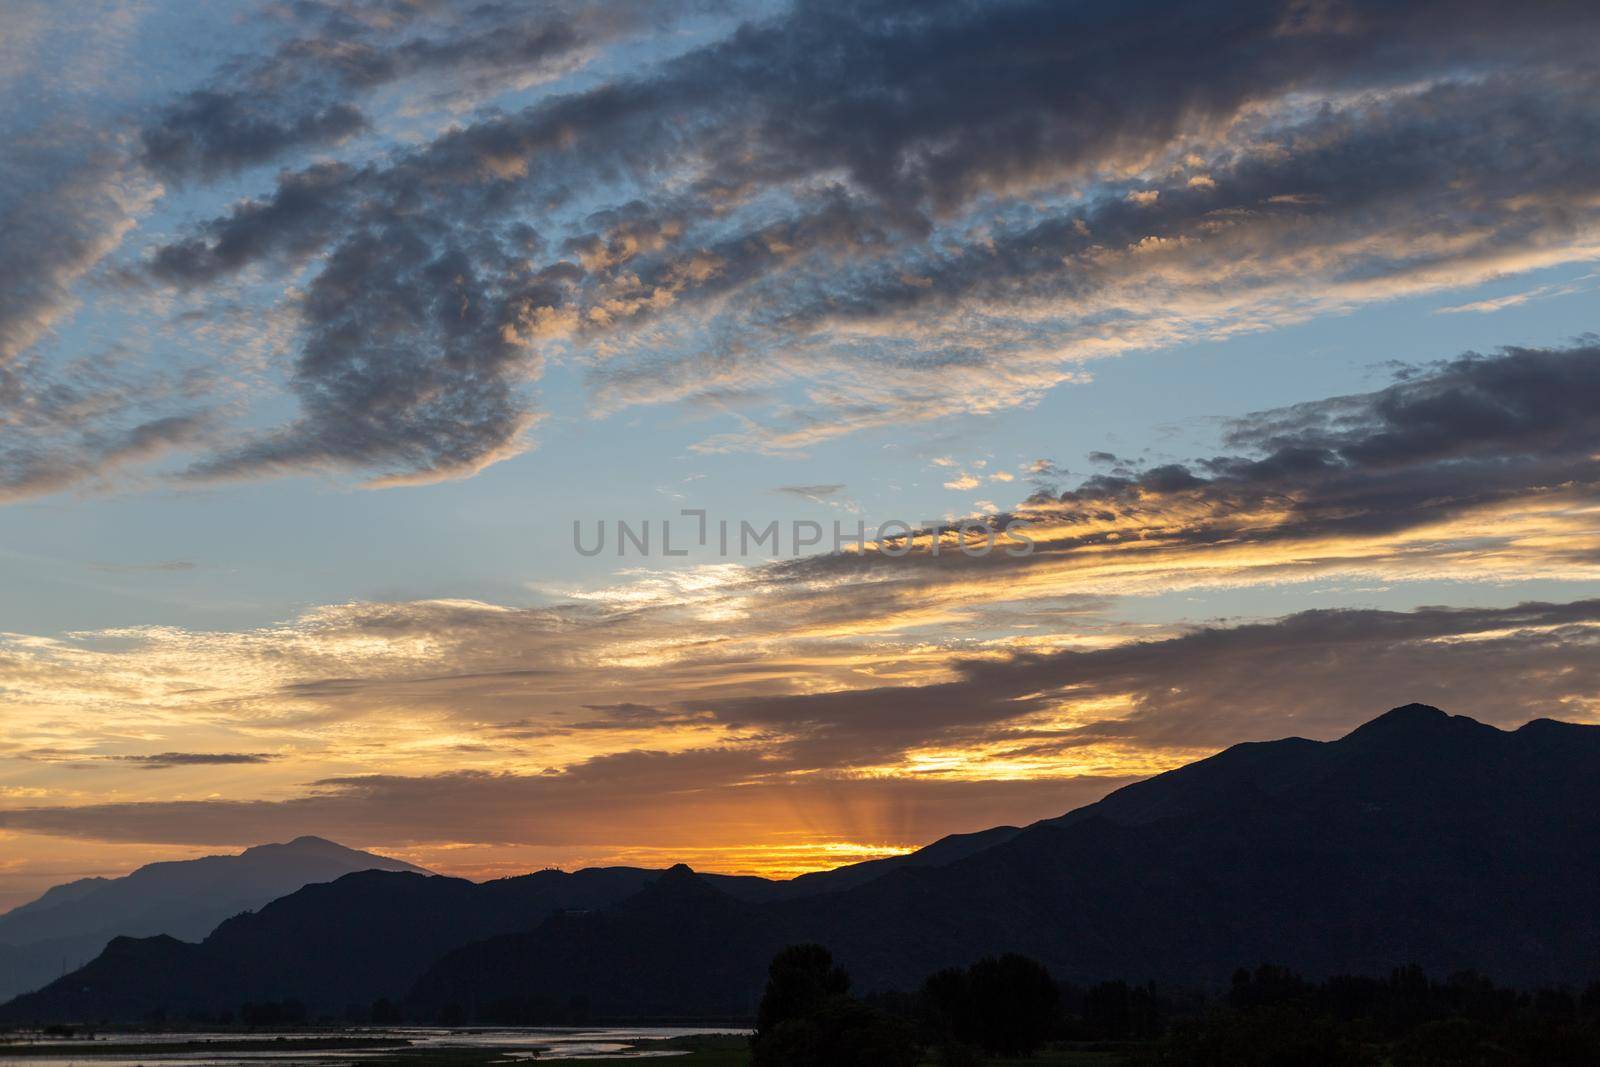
0,700,1582,911
4,0,1600,923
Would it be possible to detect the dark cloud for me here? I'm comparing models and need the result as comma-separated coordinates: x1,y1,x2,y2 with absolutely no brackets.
0,122,162,491
704,340,1599,631
139,0,723,183
145,163,362,286
6,595,1598,849
114,752,279,770
780,68,1600,334
142,94,367,185
0,129,144,373
185,221,546,485
639,0,1592,213
19,751,279,770
774,484,847,503
135,0,1600,485
1217,342,1600,470
687,598,1600,764
0,750,1130,849
0,412,213,503
928,342,1600,571
491,703,717,737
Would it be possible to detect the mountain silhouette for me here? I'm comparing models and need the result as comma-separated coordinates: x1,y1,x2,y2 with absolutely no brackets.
750,826,1024,900
408,863,785,1021
0,836,999,1020
8,706,1600,1023
0,836,427,1003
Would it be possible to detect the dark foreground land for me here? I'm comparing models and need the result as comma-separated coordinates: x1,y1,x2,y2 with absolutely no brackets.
9,955,1600,1067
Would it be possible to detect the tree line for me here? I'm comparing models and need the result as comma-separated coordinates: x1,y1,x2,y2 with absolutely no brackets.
751,947,1600,1066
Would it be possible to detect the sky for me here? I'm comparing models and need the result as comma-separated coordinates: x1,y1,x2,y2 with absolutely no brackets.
1,0,1599,910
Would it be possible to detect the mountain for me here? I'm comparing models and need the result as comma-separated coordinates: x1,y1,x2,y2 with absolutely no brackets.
0,836,428,1003
0,832,997,1020
404,705,1600,1010
751,825,1024,901
408,864,786,1021
0,864,752,1021
10,706,1600,1023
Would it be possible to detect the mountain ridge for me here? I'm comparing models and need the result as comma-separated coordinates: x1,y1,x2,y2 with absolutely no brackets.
8,705,1600,1023
0,836,429,1004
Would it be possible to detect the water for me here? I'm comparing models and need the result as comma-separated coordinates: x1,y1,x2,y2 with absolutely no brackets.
0,1026,744,1065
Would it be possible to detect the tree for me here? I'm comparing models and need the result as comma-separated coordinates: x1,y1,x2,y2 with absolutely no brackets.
754,943,850,1040
755,996,920,1067
969,953,1060,1055
752,945,918,1067
369,997,402,1024
921,954,1060,1056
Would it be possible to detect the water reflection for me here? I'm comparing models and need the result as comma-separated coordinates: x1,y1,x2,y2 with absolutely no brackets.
0,1026,744,1064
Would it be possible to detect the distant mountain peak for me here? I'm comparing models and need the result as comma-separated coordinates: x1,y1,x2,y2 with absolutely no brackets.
244,835,348,854
1376,701,1448,722
613,862,739,916
237,836,429,872
1341,702,1454,739
643,863,715,898
0,834,431,1005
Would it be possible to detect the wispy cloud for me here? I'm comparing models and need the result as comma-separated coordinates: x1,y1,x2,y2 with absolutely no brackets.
87,560,197,574
1434,274,1598,314
4,0,1591,496
1,340,1598,871
774,484,847,504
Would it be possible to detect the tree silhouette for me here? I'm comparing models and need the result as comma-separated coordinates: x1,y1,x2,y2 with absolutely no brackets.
754,943,850,1040
752,945,917,1067
921,953,1059,1056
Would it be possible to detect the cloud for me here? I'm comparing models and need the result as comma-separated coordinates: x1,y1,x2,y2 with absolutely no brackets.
139,0,724,183
4,596,1598,852
20,750,279,771
3,331,1600,867
112,752,278,769
774,484,847,504
143,94,367,185
0,412,213,503
181,225,546,486
0,342,1593,754
20,748,276,771
87,560,197,574
0,9,201,504
904,340,1600,598
0,752,1130,852
699,598,1600,758
1215,342,1600,470
1433,274,1598,315
116,0,1600,489
0,341,1595,791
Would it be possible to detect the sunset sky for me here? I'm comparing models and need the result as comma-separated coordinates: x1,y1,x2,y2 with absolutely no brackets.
2,0,1600,910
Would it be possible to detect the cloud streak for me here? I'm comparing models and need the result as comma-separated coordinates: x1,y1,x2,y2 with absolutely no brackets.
3,597,1597,854
109,0,1600,489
